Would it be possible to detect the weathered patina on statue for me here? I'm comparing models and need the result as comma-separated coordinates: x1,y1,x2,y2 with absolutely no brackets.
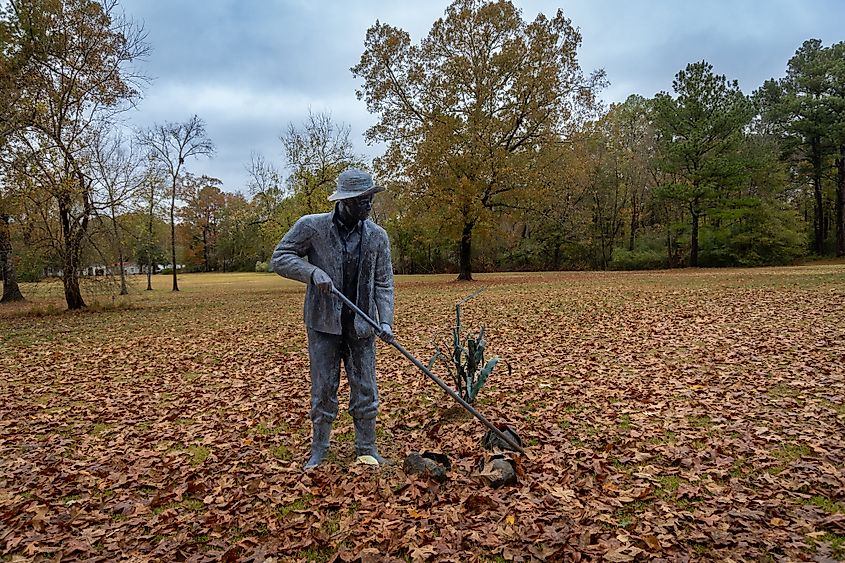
271,169,394,469
332,286,526,456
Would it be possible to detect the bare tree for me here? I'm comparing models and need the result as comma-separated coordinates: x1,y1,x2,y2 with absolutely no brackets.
281,110,361,214
138,162,165,291
140,115,214,291
247,152,283,197
90,132,145,295
1,0,148,309
246,152,285,225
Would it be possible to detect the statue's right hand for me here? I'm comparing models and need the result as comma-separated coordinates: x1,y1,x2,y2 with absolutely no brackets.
311,269,334,294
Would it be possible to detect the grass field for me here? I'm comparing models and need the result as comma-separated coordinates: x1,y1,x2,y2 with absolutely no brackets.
1,266,844,561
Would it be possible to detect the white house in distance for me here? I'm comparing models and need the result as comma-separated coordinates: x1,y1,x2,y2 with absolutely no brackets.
81,262,143,276
45,262,184,277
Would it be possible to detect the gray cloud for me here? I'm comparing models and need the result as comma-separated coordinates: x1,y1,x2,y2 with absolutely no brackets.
118,0,845,193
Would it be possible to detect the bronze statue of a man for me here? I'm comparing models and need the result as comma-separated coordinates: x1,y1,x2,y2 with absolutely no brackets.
271,169,394,469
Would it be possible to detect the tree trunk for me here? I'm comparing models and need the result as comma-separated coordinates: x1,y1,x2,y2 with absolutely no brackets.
147,186,155,291
836,145,844,257
117,245,128,295
170,183,179,291
58,200,87,310
0,214,25,303
203,227,210,272
690,197,700,268
110,206,128,295
814,174,825,255
666,217,673,268
62,252,85,310
812,137,825,256
628,191,638,252
457,221,474,281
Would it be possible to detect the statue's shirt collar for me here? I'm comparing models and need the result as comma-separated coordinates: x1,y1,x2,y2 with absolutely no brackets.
332,206,363,239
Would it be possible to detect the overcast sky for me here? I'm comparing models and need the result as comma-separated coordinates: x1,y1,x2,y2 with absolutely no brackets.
117,0,845,194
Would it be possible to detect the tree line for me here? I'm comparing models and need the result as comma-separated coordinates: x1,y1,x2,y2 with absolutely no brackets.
2,0,844,309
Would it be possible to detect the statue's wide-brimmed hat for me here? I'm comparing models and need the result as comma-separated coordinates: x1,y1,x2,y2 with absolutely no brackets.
328,168,385,201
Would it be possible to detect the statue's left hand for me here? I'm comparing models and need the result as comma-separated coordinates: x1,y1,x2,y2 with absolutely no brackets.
379,323,394,343
311,268,334,294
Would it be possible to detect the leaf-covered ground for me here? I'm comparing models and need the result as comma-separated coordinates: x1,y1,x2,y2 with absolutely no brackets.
1,266,844,562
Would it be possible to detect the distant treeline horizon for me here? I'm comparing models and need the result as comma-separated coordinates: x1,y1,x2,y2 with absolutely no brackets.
2,0,844,309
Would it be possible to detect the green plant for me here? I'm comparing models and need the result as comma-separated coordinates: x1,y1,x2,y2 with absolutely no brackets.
428,289,509,404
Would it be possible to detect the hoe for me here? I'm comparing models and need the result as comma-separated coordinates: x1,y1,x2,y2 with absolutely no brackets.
331,286,526,456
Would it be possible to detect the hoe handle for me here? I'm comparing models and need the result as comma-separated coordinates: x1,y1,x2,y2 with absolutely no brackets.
330,286,526,456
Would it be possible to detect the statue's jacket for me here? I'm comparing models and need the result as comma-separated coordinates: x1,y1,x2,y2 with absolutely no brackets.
271,212,394,338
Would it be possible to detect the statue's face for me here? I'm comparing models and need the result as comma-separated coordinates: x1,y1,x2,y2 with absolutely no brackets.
341,194,374,222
